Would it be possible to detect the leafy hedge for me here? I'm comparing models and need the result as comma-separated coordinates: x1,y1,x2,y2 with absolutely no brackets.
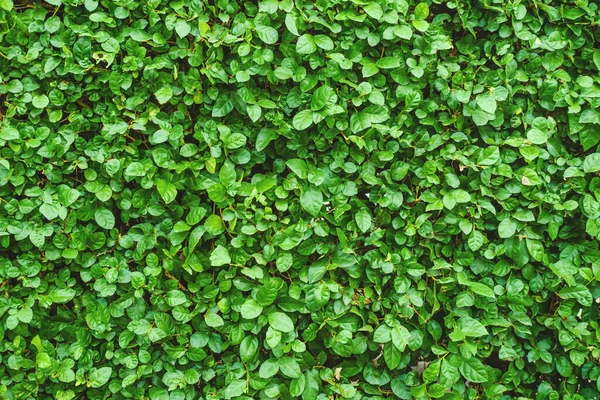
1,0,600,398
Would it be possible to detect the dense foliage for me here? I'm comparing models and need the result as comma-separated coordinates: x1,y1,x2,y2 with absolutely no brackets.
1,0,600,398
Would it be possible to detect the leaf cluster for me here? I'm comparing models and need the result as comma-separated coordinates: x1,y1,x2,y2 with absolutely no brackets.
1,0,600,399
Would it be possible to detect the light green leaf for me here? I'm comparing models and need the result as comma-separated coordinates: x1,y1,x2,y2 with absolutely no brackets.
223,380,246,398
468,230,485,251
204,214,225,235
459,358,488,383
240,336,259,362
157,179,177,204
175,20,191,38
0,127,19,141
293,110,314,130
154,87,172,104
259,359,279,379
498,217,516,238
268,312,294,332
205,312,225,327
212,96,234,118
48,288,76,303
279,356,302,378
313,34,334,50
89,367,112,388
94,208,115,230
165,290,187,307
311,86,334,111
477,146,500,166
255,25,278,44
476,94,497,114
286,159,308,179
300,185,323,217
256,128,279,151
32,94,49,109
350,112,371,133
296,34,317,54
583,153,600,173
240,299,263,319
412,19,429,31
210,245,231,266
559,285,592,307
594,50,600,71
458,317,489,337
0,0,13,11
363,3,383,19
414,3,429,20
355,209,372,233
467,282,496,299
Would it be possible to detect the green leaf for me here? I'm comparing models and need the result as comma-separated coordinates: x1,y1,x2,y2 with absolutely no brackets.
293,110,314,130
17,307,33,323
32,94,49,109
594,50,600,71
559,285,592,307
468,230,485,251
477,146,500,166
48,288,76,303
414,3,429,20
459,358,488,383
188,226,204,254
268,312,294,332
241,299,263,319
286,159,308,179
311,86,334,111
355,208,372,233
458,317,489,337
157,179,177,204
89,367,112,388
36,352,52,368
240,336,259,362
549,260,578,286
219,161,237,188
296,34,317,54
350,112,371,133
279,356,302,378
256,128,279,151
94,208,115,230
205,312,225,327
259,359,279,379
583,153,600,173
204,214,225,235
210,245,231,266
467,282,496,299
300,185,323,217
165,290,187,307
476,94,497,114
498,217,516,238
412,19,429,31
58,186,81,207
154,87,173,104
2,2,599,395
223,379,246,398
39,203,60,220
363,3,383,19
124,162,145,179
0,126,19,141
0,0,13,11
175,20,191,38
313,34,334,50
212,96,234,118
255,25,278,44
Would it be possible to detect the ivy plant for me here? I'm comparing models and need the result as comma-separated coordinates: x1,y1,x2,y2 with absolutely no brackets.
1,0,600,399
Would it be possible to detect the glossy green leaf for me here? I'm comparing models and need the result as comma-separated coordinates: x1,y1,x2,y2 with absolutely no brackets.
268,312,294,332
